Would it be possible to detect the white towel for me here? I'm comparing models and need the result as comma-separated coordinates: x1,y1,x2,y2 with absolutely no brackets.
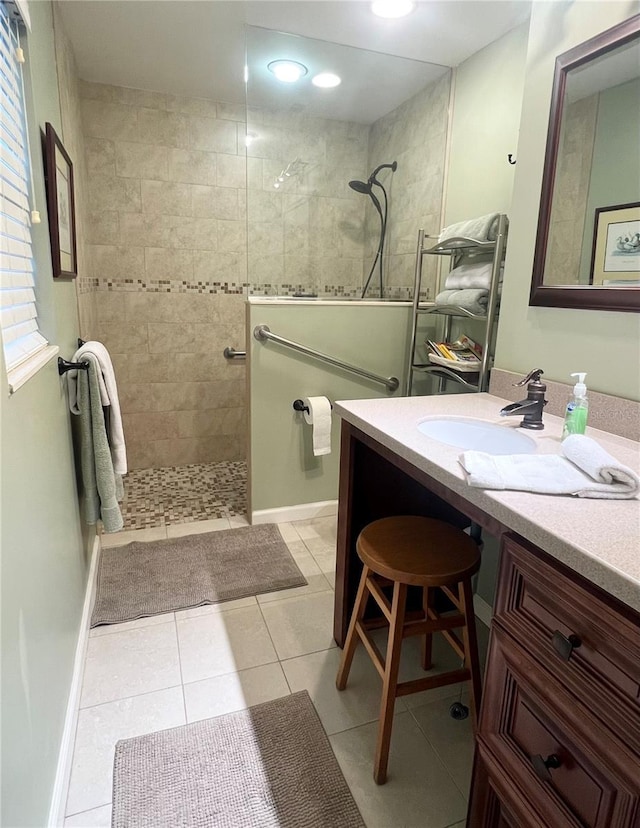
460,434,639,500
68,340,128,475
435,288,489,315
444,262,504,290
439,213,507,244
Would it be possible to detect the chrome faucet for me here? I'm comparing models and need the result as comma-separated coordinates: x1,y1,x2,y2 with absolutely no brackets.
500,369,547,430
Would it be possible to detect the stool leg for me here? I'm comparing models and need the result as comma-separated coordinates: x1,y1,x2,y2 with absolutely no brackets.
459,578,482,730
421,586,433,670
374,581,408,785
336,565,371,691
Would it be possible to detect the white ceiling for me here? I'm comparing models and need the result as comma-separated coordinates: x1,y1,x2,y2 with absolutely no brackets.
58,1,532,122
245,27,449,123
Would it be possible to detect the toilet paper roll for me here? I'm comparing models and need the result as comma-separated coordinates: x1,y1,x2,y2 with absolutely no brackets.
303,396,332,456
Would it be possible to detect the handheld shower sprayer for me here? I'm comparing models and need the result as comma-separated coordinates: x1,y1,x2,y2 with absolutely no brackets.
349,160,397,298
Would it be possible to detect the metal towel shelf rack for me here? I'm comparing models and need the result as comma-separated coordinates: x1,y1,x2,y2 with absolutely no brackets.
254,325,399,392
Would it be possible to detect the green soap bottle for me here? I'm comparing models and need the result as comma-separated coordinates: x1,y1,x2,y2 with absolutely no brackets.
562,372,589,439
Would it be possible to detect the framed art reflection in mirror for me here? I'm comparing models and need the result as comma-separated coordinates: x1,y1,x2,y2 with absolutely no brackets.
590,202,640,286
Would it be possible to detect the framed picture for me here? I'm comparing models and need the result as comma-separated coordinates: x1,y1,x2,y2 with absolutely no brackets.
44,122,77,279
590,202,640,286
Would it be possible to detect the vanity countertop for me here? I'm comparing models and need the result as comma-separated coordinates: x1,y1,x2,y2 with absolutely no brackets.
334,393,640,613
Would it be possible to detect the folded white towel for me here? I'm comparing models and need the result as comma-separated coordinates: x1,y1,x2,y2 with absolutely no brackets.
435,288,489,315
439,213,507,244
68,340,128,476
460,434,639,500
444,262,504,290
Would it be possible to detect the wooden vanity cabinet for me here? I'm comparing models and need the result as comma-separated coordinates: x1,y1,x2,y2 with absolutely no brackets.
332,421,639,826
468,534,640,828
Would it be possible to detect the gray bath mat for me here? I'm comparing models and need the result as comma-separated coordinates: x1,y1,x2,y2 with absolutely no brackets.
91,524,307,627
112,691,364,828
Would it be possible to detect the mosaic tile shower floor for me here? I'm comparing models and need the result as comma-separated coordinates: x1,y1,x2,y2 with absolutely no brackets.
120,461,247,530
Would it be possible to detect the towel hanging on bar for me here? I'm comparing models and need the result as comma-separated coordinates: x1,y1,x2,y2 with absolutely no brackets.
76,355,124,532
67,340,127,475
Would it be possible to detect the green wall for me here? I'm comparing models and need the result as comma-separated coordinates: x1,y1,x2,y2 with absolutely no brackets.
579,78,640,283
0,3,87,826
444,21,529,226
441,22,530,608
249,302,412,515
495,0,640,401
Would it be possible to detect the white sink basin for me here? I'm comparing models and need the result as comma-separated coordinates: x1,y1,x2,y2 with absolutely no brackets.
417,416,536,455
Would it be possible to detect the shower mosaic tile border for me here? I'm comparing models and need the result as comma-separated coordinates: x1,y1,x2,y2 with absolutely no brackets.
119,460,247,530
88,278,415,301
93,279,249,295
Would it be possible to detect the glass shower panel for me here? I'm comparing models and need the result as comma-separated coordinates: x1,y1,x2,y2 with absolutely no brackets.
244,26,449,299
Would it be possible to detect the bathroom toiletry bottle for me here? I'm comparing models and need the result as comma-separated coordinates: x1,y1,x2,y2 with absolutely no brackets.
562,372,589,439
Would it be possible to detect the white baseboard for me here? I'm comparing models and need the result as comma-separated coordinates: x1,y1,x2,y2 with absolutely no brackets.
251,499,338,525
473,593,493,628
48,533,101,828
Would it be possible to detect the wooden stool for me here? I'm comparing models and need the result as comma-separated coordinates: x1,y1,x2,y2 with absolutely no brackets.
336,515,482,784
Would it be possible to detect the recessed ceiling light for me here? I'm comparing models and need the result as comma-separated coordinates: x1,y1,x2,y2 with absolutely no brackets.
312,72,342,89
267,60,308,83
371,1,415,18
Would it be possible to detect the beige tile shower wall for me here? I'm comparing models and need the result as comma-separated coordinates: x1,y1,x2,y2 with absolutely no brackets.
544,94,597,286
79,81,247,469
368,73,452,300
97,291,246,469
246,107,369,297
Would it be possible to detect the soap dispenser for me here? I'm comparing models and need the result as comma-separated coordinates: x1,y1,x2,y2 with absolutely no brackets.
562,373,589,439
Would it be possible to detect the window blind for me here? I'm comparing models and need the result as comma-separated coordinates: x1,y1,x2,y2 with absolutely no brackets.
0,1,46,373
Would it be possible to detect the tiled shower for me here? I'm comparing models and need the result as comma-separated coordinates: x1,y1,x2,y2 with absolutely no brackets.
59,19,451,526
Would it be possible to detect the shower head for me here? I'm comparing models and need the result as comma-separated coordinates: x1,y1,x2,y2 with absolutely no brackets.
350,180,383,220
348,179,372,194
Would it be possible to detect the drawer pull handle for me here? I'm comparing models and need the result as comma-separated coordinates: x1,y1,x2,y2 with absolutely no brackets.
551,631,581,661
531,753,562,782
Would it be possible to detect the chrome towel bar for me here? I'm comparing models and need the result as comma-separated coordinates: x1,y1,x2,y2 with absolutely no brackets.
254,325,399,392
223,347,246,359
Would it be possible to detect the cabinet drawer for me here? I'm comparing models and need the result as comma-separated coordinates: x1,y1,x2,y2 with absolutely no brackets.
495,533,640,751
468,749,538,828
479,628,640,828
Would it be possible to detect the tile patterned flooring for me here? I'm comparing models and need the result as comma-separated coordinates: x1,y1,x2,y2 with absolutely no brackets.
65,516,482,828
120,461,246,530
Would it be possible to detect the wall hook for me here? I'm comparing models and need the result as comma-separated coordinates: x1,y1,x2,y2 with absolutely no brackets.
508,154,516,165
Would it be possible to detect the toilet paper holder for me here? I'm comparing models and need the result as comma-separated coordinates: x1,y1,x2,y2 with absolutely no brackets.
293,398,333,414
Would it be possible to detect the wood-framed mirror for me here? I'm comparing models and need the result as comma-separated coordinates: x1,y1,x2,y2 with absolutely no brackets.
530,13,640,313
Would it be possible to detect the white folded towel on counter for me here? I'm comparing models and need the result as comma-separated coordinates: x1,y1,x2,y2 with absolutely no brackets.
67,340,128,475
460,434,639,500
439,213,507,244
444,262,503,290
